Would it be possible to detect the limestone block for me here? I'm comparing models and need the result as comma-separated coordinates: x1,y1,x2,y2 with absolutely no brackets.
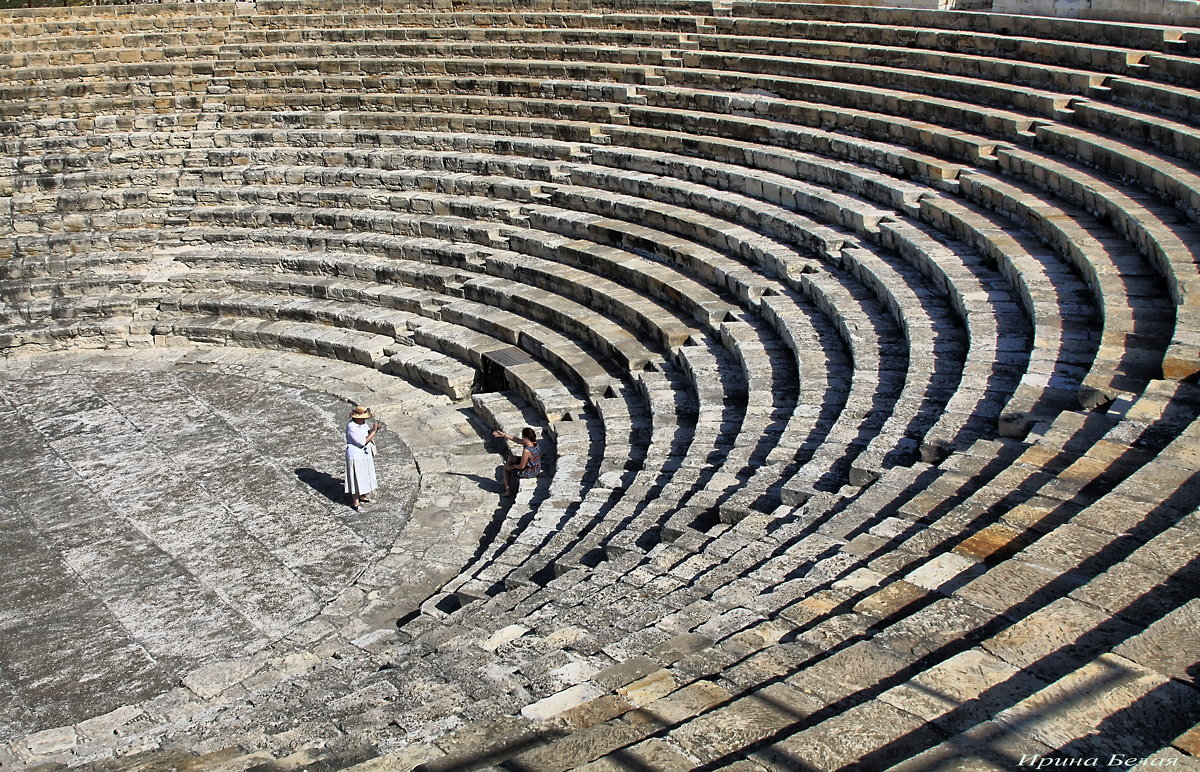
1113,599,1200,684
616,669,678,708
480,624,529,652
75,705,145,741
904,552,976,591
994,654,1187,759
758,698,944,771
591,658,663,692
952,523,1025,563
985,598,1141,680
637,680,731,726
880,649,1026,730
875,597,995,658
672,683,819,762
521,682,607,721
1175,725,1200,757
182,656,266,700
24,726,77,757
573,738,697,772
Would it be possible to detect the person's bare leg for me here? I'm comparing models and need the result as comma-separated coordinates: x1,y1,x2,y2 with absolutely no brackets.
351,494,360,510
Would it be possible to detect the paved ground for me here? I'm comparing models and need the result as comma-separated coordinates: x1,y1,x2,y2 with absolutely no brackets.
0,349,425,740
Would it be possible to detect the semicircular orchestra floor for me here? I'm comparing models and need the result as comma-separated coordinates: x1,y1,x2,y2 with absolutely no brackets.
0,346,499,737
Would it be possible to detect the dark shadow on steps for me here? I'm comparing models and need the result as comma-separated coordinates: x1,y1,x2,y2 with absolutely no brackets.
411,725,569,772
579,404,1200,769
295,467,345,505
682,495,1200,771
445,470,507,495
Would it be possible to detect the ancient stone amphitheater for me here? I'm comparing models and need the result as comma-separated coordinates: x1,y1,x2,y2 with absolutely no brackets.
1,0,1199,769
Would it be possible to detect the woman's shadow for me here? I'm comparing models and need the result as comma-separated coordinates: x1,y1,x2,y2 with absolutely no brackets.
295,468,346,504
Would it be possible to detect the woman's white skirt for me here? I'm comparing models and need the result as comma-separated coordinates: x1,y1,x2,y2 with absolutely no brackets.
344,450,378,495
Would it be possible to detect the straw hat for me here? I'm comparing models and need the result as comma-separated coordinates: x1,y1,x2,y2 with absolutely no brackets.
349,405,373,419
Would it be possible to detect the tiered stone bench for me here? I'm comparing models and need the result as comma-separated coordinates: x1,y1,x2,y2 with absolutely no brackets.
1,0,1198,770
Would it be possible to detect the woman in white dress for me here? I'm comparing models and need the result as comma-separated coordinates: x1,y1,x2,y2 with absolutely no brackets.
344,405,383,510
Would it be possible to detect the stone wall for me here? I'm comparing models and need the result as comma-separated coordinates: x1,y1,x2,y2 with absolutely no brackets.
992,0,1200,25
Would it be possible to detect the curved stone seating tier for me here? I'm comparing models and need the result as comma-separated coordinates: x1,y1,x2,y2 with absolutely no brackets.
530,165,1027,456
0,27,701,68
1033,124,1200,223
712,314,798,474
0,91,637,126
0,150,1176,473
0,58,670,94
526,361,699,572
707,34,1199,126
4,225,672,374
1071,99,1200,166
13,250,648,394
0,183,1080,492
709,17,1183,75
728,2,1200,53
415,388,1190,767
4,1,1200,769
673,51,1078,120
957,171,1176,406
1,242,663,396
0,112,610,147
916,195,1101,433
485,338,741,592
428,388,605,603
1107,76,1200,125
1146,51,1200,87
9,40,1199,140
0,10,244,41
3,33,1199,176
10,151,986,467
5,195,706,348
0,251,645,425
991,144,1200,381
0,250,662,473
343,393,1185,768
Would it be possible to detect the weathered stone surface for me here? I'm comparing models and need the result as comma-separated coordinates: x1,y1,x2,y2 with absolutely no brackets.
993,654,1189,759
956,560,1081,614
754,699,945,771
671,683,819,763
572,738,697,772
480,624,530,652
1113,599,1200,685
616,670,678,708
634,680,731,727
952,524,1025,562
521,683,608,721
877,649,1031,733
75,705,145,741
982,597,1141,681
182,659,266,701
1,7,1198,771
904,552,977,591
24,726,77,756
0,348,468,745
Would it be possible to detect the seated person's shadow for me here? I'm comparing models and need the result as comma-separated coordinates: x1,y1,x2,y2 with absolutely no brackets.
295,468,345,503
446,471,506,494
